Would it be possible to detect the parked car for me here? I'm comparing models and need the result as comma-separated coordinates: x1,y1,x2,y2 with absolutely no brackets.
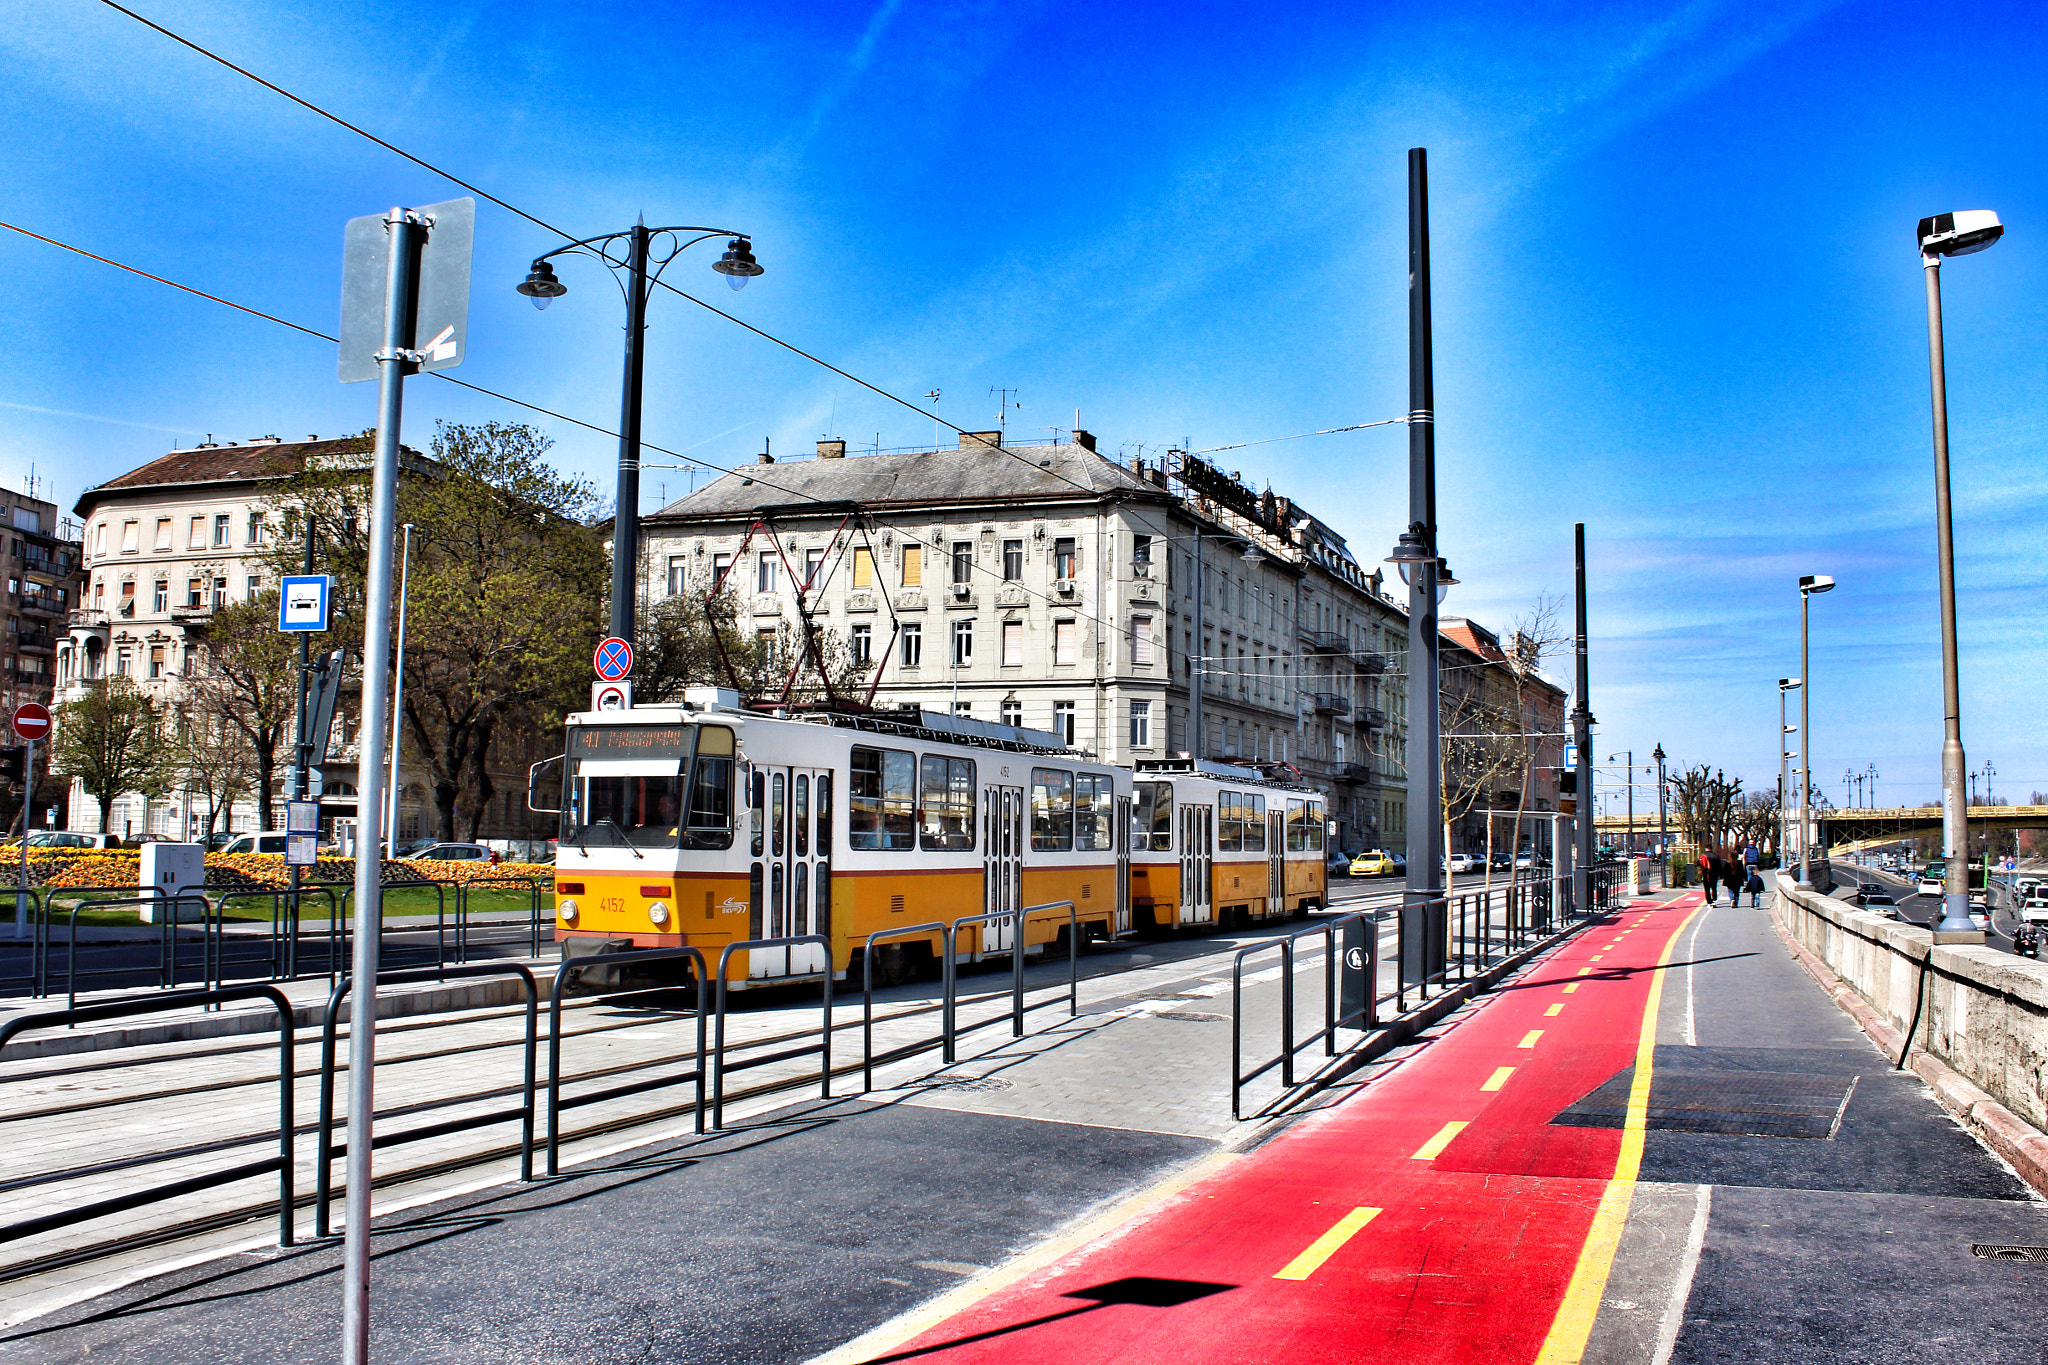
1324,851,1353,879
1349,850,1399,878
1447,853,1480,875
2019,889,2048,924
390,837,440,858
4,830,115,849
408,842,498,864
200,831,240,852
222,832,292,855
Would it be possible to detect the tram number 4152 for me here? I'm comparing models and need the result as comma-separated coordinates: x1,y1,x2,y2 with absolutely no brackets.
598,897,626,914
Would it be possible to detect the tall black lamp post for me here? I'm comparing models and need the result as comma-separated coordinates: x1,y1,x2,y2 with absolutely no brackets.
519,223,761,647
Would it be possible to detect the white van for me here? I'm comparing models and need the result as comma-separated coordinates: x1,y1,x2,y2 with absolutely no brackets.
221,832,290,855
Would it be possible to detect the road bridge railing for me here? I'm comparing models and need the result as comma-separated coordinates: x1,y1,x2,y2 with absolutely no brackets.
0,983,296,1259
546,945,708,1174
313,962,539,1237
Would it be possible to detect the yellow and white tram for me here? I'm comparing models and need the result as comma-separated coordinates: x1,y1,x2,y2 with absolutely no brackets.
1128,760,1328,932
537,695,1132,986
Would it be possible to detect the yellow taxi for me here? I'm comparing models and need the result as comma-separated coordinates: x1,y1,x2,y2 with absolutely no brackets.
1348,849,1399,878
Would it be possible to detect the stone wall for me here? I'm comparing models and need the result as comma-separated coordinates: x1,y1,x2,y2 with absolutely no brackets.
1774,876,2048,1131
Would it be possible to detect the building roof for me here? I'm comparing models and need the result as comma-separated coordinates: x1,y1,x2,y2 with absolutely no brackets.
75,435,383,516
649,439,1160,522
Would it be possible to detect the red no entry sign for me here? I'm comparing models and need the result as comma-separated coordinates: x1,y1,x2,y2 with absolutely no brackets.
594,637,634,681
11,703,51,742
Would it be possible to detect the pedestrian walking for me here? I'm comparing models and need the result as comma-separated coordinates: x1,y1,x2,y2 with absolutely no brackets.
1744,869,1765,907
1699,853,1718,905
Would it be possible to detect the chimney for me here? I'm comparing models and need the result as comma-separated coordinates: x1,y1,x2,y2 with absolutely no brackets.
758,438,774,465
959,431,1003,450
1146,467,1167,489
1072,429,1096,452
817,439,846,459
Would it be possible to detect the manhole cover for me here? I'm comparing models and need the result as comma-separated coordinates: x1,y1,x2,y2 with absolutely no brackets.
922,1076,1015,1093
1972,1244,2048,1262
1552,1069,1857,1139
1153,1011,1228,1022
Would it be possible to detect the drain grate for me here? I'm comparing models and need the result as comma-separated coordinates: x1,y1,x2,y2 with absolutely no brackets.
920,1076,1015,1093
1153,1011,1229,1023
1552,1068,1857,1139
1972,1244,2048,1262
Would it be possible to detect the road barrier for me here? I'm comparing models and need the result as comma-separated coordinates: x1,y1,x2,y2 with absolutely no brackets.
0,984,296,1253
313,962,539,1237
860,922,950,1091
711,935,832,1130
0,889,47,997
545,945,708,1174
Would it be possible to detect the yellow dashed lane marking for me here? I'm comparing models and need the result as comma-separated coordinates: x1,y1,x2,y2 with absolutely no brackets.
1564,983,1580,993
1545,1003,1564,1017
1518,1030,1544,1048
1411,1121,1468,1160
1274,1206,1382,1281
1577,968,1593,976
1482,1066,1515,1092
1591,955,1604,961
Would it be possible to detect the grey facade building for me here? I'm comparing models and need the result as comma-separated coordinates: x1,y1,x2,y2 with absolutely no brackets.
639,431,1415,855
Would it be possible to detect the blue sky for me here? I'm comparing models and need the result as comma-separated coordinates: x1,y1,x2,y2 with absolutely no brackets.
1,0,2042,810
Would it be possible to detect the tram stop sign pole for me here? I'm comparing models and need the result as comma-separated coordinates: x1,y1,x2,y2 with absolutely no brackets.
11,703,50,939
336,196,471,1364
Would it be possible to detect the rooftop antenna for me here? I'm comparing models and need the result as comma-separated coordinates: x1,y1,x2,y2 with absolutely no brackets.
990,387,1023,428
925,389,942,449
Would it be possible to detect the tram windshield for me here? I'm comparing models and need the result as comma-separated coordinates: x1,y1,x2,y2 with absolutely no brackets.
563,723,736,850
1132,781,1173,851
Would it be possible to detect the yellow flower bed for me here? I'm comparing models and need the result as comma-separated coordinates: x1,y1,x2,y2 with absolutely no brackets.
25,848,550,892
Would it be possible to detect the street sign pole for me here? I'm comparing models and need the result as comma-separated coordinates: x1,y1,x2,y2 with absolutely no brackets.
14,738,29,939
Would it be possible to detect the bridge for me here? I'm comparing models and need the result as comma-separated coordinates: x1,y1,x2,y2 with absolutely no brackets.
1593,804,2048,844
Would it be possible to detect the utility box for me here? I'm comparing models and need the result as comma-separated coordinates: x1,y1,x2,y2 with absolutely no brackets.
138,842,207,923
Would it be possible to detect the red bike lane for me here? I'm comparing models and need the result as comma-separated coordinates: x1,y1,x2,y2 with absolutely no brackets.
849,892,1707,1365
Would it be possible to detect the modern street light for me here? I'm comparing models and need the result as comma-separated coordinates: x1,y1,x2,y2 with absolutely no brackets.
1918,207,2001,937
1608,750,1634,853
1796,575,1833,887
384,523,415,855
1779,677,1801,871
518,222,760,648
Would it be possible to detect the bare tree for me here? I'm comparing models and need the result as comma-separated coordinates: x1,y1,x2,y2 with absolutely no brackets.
178,711,255,837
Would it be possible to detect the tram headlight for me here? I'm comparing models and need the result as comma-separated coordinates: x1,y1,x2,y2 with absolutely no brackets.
559,898,579,924
648,901,670,926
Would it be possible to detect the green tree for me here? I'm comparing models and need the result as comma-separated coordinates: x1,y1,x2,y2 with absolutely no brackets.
189,592,300,830
52,678,174,834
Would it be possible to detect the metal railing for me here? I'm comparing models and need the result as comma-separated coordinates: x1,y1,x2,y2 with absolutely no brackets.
313,962,539,1236
0,889,47,997
454,875,550,963
1229,907,1379,1120
545,946,708,1174
0,984,296,1251
860,922,950,1091
712,935,832,1129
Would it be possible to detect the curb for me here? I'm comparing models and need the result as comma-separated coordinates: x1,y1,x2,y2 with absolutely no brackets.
1770,905,2048,1198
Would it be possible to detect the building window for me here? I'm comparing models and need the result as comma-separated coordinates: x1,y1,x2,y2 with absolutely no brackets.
1131,616,1155,666
1001,620,1022,667
1132,534,1153,576
851,623,872,665
756,628,777,649
901,544,922,587
117,582,134,617
1053,619,1076,666
852,546,874,587
187,578,203,608
93,581,104,608
667,555,688,596
154,518,172,552
1053,700,1076,746
951,541,973,585
120,521,139,553
951,618,973,666
152,580,167,612
901,623,922,667
756,552,776,594
212,577,228,608
246,575,261,600
1001,699,1023,727
212,514,230,548
188,516,205,550
1129,701,1152,749
116,649,131,676
149,646,165,679
246,511,265,545
803,548,824,589
711,552,733,589
951,701,972,718
1002,539,1022,580
1053,537,1076,579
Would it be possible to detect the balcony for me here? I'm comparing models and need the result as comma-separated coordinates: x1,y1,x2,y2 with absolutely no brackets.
15,631,55,653
1331,762,1373,784
170,603,215,624
67,610,110,629
1303,629,1350,654
19,594,64,618
1310,693,1350,716
1358,706,1387,729
1354,652,1390,676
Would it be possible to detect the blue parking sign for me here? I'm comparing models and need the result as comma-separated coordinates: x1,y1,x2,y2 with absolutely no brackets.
280,576,332,632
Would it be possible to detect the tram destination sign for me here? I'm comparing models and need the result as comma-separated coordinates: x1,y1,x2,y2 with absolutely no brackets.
568,725,692,759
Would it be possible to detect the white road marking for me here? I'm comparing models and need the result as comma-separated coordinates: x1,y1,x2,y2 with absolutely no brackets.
1651,1184,1713,1365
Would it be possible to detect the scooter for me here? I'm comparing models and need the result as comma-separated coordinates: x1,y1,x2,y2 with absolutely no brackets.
2014,925,2041,959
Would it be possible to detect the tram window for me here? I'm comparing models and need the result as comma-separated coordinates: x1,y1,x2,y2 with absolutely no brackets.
772,774,786,858
750,768,765,857
1219,790,1243,852
749,862,763,938
1133,781,1174,852
817,775,833,855
771,862,785,937
1243,794,1267,853
682,756,735,849
919,756,977,852
1306,802,1324,851
795,775,810,857
850,746,916,849
1031,768,1074,851
1075,774,1115,851
793,863,809,936
1287,800,1307,852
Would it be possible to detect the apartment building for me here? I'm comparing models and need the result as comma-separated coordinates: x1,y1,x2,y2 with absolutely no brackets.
638,432,1418,854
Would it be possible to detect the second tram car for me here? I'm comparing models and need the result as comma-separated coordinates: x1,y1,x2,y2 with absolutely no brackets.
1128,760,1328,931
535,694,1132,986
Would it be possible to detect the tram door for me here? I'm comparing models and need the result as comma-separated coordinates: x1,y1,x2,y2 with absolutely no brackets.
1115,797,1132,936
981,786,1023,953
1267,808,1286,919
1178,803,1213,925
754,766,833,979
